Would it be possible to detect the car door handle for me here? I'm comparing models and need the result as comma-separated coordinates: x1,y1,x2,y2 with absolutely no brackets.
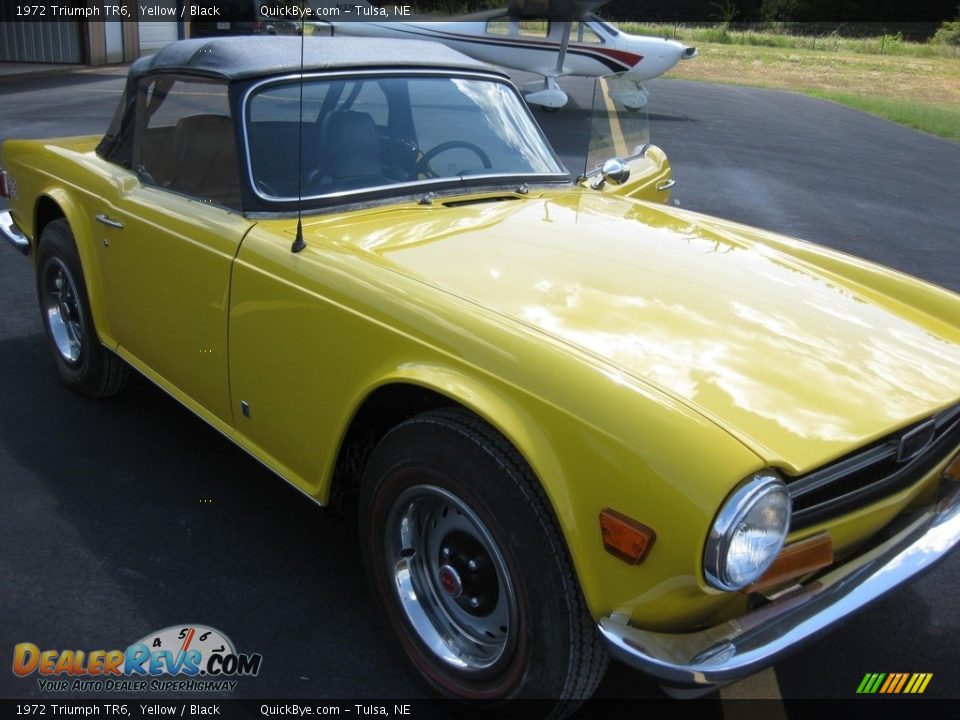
95,214,124,229
656,179,676,192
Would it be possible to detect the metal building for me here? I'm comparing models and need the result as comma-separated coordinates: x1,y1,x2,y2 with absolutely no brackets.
0,1,184,65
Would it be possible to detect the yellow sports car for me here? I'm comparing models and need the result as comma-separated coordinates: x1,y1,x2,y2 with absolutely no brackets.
2,36,959,707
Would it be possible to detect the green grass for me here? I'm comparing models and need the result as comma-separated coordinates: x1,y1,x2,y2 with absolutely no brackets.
652,37,960,143
806,91,960,142
620,23,960,59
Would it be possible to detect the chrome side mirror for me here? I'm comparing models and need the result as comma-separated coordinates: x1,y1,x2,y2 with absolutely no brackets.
591,158,630,190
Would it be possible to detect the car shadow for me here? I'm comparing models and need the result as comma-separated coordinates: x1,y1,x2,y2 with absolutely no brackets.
0,333,727,705
0,332,417,698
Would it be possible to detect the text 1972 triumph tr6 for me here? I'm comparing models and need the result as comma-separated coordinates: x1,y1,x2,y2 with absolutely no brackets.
2,36,960,707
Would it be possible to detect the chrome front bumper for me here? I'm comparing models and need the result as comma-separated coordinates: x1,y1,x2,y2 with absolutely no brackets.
599,477,960,690
1,210,30,255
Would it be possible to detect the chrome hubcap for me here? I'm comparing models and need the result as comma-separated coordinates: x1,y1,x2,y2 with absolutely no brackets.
385,484,516,673
42,259,84,363
438,565,463,598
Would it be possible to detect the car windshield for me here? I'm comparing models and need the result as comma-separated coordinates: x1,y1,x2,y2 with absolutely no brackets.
245,74,568,201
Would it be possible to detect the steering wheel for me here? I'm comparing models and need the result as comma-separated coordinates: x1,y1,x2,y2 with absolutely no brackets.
415,141,492,178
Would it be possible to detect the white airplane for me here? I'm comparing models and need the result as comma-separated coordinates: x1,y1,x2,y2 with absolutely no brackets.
312,1,696,110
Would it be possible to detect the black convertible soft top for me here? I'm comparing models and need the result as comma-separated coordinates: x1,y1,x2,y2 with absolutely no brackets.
126,36,498,81
96,36,503,168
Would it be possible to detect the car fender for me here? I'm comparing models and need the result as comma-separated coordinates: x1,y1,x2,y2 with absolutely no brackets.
359,363,573,527
338,361,764,627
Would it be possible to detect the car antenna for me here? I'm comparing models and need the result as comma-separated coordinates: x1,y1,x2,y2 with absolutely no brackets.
291,10,307,254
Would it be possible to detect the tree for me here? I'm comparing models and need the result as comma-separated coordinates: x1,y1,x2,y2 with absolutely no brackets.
933,20,960,45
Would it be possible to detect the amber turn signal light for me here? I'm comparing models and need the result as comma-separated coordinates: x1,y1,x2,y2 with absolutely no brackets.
945,453,960,481
599,508,656,565
745,532,833,593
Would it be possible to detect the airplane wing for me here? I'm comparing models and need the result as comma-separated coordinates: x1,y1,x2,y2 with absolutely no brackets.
506,1,611,109
507,0,608,18
503,0,611,80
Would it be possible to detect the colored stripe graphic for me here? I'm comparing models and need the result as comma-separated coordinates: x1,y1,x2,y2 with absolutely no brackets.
893,673,909,693
857,672,932,694
878,674,896,693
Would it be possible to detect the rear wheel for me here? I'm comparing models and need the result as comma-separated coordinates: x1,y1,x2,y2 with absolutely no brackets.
359,408,607,708
36,219,130,398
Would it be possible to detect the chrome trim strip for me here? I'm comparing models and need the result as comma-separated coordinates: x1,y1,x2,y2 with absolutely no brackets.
935,402,960,429
897,419,937,463
788,401,960,506
789,443,896,499
240,69,568,206
0,210,30,256
792,416,960,526
599,478,960,688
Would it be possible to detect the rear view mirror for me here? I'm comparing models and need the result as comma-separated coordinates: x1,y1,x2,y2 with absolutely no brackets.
591,158,631,189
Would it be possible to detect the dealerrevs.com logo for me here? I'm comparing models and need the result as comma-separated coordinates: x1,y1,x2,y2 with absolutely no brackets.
12,625,262,693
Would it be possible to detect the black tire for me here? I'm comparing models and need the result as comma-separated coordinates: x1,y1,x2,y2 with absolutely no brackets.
36,218,130,398
359,407,607,709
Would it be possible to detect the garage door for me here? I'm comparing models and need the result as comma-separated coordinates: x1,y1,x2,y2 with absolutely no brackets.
138,1,181,55
0,20,82,63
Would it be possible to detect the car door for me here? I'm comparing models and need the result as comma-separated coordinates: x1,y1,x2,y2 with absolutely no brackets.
96,74,253,425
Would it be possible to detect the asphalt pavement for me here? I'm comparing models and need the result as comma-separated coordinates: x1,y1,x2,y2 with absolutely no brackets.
1,66,959,707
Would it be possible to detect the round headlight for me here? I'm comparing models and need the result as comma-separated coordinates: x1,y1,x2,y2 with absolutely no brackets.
704,472,791,591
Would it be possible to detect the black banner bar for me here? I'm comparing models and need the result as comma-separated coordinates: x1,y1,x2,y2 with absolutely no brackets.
1,699,959,720
0,1,955,23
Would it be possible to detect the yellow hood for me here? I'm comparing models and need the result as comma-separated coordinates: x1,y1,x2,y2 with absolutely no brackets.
321,191,960,473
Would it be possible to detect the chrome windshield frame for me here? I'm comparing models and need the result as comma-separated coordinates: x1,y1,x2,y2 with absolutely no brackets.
240,69,570,206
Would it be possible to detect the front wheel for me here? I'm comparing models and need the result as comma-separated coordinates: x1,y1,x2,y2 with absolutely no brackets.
359,408,607,706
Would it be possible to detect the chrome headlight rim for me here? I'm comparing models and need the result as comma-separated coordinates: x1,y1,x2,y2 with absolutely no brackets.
704,471,792,592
